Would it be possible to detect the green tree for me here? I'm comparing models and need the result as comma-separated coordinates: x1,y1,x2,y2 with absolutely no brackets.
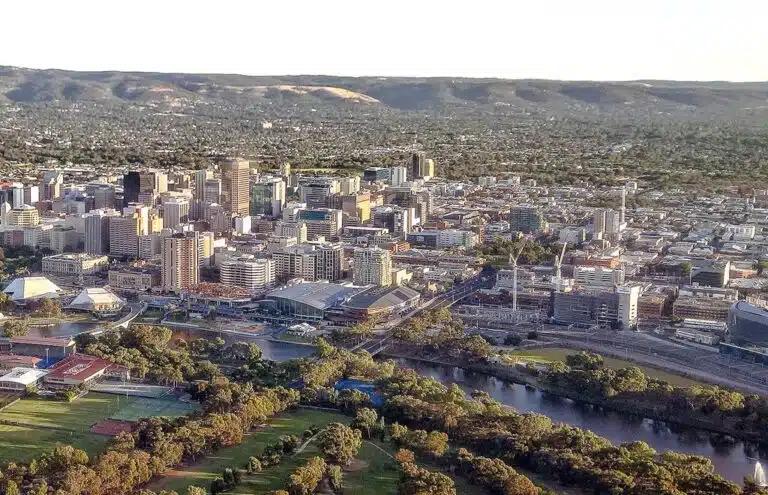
2,319,28,338
316,423,362,466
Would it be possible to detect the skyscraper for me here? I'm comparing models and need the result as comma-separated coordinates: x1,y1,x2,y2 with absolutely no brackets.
220,158,250,215
161,232,200,292
162,197,190,230
122,172,140,207
299,179,338,209
93,185,116,210
508,206,544,234
85,208,120,255
410,153,425,180
109,214,141,258
353,247,392,286
390,166,408,186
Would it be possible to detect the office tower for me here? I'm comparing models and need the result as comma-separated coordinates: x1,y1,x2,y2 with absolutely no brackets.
220,158,250,215
338,193,371,223
109,214,142,258
138,234,163,260
122,172,140,206
273,242,343,282
371,205,414,236
49,225,78,253
339,176,360,195
353,247,392,286
199,231,214,267
41,171,64,201
85,208,120,255
620,186,627,225
282,202,307,222
194,169,213,200
423,158,435,179
363,167,390,183
234,215,252,234
279,162,291,178
93,185,116,210
508,206,544,234
617,285,641,330
384,188,431,224
593,209,607,236
162,197,190,229
605,210,621,242
220,256,275,289
299,178,339,208
10,184,23,208
205,203,232,233
161,232,200,292
391,166,408,186
204,179,221,205
410,153,425,180
137,171,159,206
0,202,11,226
276,221,308,243
251,177,286,217
296,208,343,240
123,203,150,236
6,205,40,227
155,173,168,194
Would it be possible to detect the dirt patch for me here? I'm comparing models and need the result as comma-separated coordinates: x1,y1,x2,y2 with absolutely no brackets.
343,458,369,473
90,419,134,436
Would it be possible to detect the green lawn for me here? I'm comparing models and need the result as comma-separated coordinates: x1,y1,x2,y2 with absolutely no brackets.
148,408,348,493
0,423,109,464
508,347,702,387
108,396,197,422
0,393,128,432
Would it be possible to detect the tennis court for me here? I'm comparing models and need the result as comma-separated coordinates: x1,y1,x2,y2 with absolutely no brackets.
107,396,197,422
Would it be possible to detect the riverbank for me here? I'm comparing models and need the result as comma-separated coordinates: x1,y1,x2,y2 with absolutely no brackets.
381,347,767,446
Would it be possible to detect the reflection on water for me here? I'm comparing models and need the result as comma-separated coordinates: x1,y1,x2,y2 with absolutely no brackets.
394,358,768,484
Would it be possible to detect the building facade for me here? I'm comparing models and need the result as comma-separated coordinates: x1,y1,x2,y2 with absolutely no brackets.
353,247,392,286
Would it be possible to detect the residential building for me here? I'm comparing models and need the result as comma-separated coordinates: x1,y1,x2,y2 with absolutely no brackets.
6,205,40,227
353,247,392,286
109,214,142,258
162,197,189,229
509,206,544,234
161,232,200,292
276,221,308,243
220,256,275,289
273,242,343,282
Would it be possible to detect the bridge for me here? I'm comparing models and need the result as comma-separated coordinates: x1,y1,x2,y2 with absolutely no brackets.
61,301,148,339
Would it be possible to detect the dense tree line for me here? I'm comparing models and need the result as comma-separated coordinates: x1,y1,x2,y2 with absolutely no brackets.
545,351,768,441
392,309,492,361
0,380,299,494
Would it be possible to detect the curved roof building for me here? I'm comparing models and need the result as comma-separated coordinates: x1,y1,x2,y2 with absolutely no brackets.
727,301,768,347
68,288,126,314
3,277,62,305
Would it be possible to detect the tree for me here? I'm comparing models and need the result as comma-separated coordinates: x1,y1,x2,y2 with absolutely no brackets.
287,456,326,495
316,423,362,466
248,456,262,473
187,488,206,495
351,407,379,439
566,351,604,371
327,464,343,491
37,298,61,317
3,319,28,338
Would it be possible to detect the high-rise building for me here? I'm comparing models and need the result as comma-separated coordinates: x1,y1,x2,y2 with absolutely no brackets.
593,209,607,236
422,158,435,179
204,179,221,205
605,209,622,242
122,172,140,206
205,203,232,233
353,247,392,286
122,203,150,236
282,202,307,222
371,205,414,236
390,166,408,186
220,158,250,215
155,173,168,194
49,225,79,253
617,285,641,330
198,231,215,267
384,188,431,224
162,197,190,230
251,177,286,217
6,205,40,227
339,176,360,195
296,208,343,240
109,214,142,258
23,185,40,206
194,169,213,201
509,206,544,234
85,208,120,255
93,185,116,210
273,242,343,282
363,167,390,182
161,232,200,292
234,215,252,235
220,256,275,289
410,153,425,180
41,171,64,201
299,178,339,208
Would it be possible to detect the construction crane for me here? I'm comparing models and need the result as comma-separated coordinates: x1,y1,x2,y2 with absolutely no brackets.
508,239,527,312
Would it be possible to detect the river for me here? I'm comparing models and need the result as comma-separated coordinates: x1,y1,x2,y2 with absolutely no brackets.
392,358,766,484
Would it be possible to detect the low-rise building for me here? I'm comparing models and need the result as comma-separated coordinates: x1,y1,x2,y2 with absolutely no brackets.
0,367,48,391
42,253,109,276
108,264,162,291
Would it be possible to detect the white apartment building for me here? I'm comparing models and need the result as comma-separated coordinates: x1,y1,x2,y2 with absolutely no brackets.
220,256,275,289
617,284,641,330
574,266,625,287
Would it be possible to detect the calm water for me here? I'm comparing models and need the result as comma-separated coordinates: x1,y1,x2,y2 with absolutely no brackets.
393,358,765,484
28,321,101,338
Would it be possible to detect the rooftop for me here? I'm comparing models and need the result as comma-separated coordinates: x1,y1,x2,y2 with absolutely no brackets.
0,367,48,386
3,277,63,302
343,285,421,310
267,283,361,310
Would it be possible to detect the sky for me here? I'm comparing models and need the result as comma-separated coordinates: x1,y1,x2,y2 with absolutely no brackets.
4,0,768,81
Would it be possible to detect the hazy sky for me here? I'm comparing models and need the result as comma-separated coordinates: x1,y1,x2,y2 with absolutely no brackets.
4,0,767,81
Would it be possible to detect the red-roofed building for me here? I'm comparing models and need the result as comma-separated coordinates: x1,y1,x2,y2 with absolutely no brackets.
44,354,129,388
0,354,42,371
0,336,76,360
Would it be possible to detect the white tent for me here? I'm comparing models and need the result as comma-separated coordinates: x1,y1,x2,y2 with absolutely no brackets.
3,277,62,304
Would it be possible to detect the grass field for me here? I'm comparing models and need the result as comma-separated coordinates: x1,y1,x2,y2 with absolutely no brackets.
0,424,110,463
0,392,198,464
508,347,702,387
148,408,348,493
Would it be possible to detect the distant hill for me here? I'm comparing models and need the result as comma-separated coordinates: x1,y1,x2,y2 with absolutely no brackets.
2,66,768,118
